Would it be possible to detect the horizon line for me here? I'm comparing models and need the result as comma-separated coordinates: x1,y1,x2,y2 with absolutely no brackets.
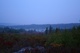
0,22,80,26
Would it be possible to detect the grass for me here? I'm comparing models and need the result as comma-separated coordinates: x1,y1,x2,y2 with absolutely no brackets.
0,26,80,53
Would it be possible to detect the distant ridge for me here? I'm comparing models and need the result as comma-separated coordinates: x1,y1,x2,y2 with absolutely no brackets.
6,23,80,29
0,23,14,26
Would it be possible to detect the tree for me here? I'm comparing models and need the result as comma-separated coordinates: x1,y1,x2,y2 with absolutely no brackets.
45,27,48,34
55,28,60,33
49,25,53,34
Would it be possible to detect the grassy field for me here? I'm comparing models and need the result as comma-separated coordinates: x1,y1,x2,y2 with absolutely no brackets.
0,26,80,53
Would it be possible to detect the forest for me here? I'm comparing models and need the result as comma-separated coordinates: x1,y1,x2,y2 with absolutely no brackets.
0,26,80,53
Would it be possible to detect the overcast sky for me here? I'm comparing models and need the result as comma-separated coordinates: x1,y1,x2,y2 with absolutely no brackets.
0,0,80,25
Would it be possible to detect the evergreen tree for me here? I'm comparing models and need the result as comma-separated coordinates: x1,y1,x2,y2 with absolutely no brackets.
55,28,60,33
49,25,53,34
45,27,48,34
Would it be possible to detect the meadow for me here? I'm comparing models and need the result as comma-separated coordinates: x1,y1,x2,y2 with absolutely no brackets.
0,26,80,53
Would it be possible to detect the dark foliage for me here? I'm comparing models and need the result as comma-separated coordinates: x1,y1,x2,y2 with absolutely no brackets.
0,26,80,53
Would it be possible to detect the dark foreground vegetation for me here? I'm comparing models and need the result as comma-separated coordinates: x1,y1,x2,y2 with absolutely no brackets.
0,26,80,53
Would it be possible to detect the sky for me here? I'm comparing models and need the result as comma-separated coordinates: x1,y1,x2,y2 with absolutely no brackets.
0,0,80,25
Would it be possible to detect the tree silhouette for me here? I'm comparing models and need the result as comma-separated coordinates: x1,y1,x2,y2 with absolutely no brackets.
49,25,53,34
55,28,60,33
45,27,48,34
